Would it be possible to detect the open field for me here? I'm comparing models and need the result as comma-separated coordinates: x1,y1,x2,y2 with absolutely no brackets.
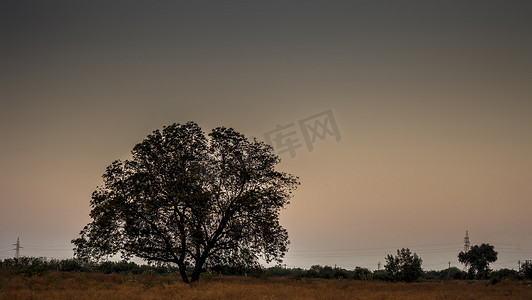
1,271,531,300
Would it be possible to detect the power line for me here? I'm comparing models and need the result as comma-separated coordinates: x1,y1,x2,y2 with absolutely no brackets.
290,242,463,252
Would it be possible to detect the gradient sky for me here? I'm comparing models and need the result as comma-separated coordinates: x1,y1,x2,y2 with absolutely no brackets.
1,1,531,270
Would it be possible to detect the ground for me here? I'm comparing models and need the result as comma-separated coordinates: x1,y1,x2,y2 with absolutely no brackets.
1,271,531,299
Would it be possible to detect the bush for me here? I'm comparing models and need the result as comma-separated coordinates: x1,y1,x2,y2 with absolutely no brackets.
423,270,440,280
491,268,519,280
57,258,92,272
0,257,182,275
264,266,293,277
438,267,468,280
332,267,349,279
0,257,50,274
353,267,372,281
97,261,139,274
372,269,392,281
263,266,305,277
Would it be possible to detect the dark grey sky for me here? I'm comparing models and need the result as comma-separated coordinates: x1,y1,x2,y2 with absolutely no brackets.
1,1,531,270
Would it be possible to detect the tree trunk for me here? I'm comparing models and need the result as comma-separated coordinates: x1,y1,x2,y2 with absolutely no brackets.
190,260,204,283
178,262,189,283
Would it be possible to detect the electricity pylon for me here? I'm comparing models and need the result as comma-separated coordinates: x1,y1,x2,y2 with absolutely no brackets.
13,237,23,258
462,231,470,271
463,230,470,252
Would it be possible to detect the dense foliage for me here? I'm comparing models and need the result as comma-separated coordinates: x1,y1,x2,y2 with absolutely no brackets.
521,261,532,279
384,248,423,282
0,257,178,275
72,122,299,283
458,243,498,279
2,257,528,282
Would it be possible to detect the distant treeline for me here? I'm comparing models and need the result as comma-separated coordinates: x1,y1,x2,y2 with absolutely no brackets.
1,257,531,282
213,264,531,282
0,257,178,275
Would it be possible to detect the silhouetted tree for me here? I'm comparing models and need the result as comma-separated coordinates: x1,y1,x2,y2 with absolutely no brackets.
384,248,423,282
520,261,532,279
72,122,299,283
458,243,498,279
353,267,372,280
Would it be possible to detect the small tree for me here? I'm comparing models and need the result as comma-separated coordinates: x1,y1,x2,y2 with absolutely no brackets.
458,243,498,279
521,261,532,279
384,248,423,282
72,122,299,283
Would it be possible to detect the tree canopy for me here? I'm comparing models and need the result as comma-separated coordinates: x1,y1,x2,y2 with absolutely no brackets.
458,243,498,279
72,122,299,283
384,248,423,282
521,261,532,279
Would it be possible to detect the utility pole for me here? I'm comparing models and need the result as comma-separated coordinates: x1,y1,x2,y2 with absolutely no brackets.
13,237,23,259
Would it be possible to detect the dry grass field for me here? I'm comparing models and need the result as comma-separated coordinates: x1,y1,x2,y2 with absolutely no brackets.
1,271,531,300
